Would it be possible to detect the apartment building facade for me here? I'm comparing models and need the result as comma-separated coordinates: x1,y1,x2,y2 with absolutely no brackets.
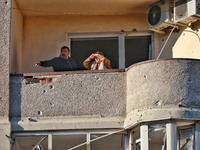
1,0,200,149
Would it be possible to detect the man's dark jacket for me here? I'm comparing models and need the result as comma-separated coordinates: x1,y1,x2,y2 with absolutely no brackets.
40,57,77,72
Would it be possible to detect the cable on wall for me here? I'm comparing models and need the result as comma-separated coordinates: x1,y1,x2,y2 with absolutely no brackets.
156,26,176,59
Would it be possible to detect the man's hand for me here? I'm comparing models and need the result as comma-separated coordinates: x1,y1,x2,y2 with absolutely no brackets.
89,54,95,59
90,54,101,59
35,62,41,67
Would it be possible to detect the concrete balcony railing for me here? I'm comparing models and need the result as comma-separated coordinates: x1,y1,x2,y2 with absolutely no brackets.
10,69,126,118
10,59,200,130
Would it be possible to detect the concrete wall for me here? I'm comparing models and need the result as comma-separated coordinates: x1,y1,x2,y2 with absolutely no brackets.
127,59,200,113
0,0,11,117
10,72,126,118
125,59,200,127
10,59,200,132
0,0,12,149
10,0,23,73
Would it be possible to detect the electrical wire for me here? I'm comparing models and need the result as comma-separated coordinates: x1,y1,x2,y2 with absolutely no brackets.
157,27,200,59
156,26,176,59
67,124,134,150
32,136,47,150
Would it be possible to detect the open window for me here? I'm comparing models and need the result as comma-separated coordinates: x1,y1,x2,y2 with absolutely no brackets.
177,125,195,150
69,33,154,70
90,134,124,150
12,130,127,150
125,35,152,68
149,124,166,150
70,37,119,70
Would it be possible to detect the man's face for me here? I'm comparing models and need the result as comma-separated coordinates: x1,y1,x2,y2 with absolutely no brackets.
61,48,69,57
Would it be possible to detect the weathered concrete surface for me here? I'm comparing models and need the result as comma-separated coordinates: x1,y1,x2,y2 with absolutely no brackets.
10,59,200,131
0,0,11,116
0,1,12,149
10,72,126,118
0,119,11,150
127,59,200,113
124,107,200,128
11,116,124,131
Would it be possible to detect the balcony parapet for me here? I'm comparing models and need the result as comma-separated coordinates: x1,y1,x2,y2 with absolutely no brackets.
10,69,126,118
125,58,200,127
127,58,200,113
10,59,200,130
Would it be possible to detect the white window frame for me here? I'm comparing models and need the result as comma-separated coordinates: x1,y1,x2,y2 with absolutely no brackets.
12,130,127,150
132,122,200,150
68,32,154,69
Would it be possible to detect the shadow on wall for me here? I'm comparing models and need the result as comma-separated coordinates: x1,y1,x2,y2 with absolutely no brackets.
157,27,183,59
10,75,24,131
191,20,200,31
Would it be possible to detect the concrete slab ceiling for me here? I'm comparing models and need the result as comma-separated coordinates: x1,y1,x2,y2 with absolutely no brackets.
14,0,158,16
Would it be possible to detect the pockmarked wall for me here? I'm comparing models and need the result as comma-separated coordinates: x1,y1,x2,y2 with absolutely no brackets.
0,0,11,117
0,0,12,150
127,59,200,113
11,0,23,73
21,14,148,73
125,59,200,127
10,72,126,118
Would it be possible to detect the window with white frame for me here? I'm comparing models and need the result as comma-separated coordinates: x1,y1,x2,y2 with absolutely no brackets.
149,124,166,150
177,125,195,150
12,130,127,150
69,33,154,70
132,122,200,150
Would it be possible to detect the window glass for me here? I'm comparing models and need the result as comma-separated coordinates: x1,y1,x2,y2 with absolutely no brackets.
132,127,141,150
149,124,166,150
177,127,194,150
15,136,48,150
71,37,118,70
125,36,151,67
91,134,123,150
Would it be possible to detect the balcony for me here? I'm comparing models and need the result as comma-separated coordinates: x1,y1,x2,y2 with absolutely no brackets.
10,59,200,131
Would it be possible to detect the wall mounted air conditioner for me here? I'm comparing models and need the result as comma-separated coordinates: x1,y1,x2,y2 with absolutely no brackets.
174,0,200,25
148,0,174,33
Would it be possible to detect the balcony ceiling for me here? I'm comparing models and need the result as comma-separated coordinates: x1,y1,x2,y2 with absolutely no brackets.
15,0,158,16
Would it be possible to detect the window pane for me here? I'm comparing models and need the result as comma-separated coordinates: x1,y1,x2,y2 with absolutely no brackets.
71,37,118,70
149,124,166,150
91,134,123,150
53,134,86,150
15,136,48,150
132,127,141,150
177,128,194,150
125,36,151,67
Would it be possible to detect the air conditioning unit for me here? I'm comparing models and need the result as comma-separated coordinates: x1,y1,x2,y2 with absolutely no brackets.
174,0,200,25
148,0,174,33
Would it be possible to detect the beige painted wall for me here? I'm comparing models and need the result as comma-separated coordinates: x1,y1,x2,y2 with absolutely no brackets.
173,27,200,58
20,14,148,73
12,5,200,73
11,0,23,73
155,23,200,59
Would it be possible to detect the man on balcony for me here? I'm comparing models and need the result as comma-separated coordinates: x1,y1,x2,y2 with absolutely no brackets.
83,51,111,70
35,46,77,72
